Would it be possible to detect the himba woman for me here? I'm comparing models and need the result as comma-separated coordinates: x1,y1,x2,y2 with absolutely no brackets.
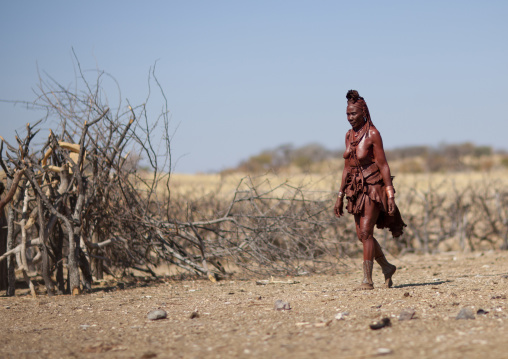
334,90,406,290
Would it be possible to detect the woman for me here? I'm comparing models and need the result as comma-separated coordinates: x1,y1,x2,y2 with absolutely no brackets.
334,90,405,290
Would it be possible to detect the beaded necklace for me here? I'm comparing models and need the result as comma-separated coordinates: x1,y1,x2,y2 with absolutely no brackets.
350,120,369,147
347,120,370,194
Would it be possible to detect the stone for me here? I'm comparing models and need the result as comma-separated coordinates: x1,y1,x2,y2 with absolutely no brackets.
398,308,416,321
335,312,349,320
369,317,391,330
147,309,167,320
141,352,157,359
456,307,475,320
274,300,291,311
477,309,489,315
377,348,393,355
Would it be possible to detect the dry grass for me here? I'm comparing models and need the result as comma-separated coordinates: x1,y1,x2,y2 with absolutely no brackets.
169,168,508,200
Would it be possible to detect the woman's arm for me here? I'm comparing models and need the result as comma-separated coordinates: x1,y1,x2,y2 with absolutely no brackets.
334,133,350,217
370,128,396,215
338,159,349,193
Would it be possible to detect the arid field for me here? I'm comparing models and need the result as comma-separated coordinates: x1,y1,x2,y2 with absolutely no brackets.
169,168,508,199
1,250,508,359
2,169,508,358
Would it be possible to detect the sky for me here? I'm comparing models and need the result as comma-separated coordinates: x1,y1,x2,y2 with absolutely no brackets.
1,1,507,173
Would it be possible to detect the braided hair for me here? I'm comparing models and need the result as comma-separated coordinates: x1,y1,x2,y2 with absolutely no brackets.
346,90,373,126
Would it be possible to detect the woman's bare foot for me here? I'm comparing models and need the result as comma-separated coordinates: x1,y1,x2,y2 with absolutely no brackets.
354,260,374,290
375,255,396,288
354,283,374,290
383,264,396,288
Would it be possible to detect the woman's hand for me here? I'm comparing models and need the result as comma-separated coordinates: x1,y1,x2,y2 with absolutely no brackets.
334,197,344,218
387,197,396,216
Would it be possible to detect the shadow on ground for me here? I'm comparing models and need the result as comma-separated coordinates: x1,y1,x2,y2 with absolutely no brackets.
394,280,452,288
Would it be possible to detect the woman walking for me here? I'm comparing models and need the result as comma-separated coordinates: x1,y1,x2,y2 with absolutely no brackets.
334,90,406,290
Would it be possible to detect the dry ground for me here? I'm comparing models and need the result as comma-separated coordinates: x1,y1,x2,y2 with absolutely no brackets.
2,251,508,359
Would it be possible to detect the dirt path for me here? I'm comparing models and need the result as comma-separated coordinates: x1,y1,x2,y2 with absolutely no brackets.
1,251,508,359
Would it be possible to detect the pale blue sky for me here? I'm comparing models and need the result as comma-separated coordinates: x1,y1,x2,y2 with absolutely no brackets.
1,1,507,173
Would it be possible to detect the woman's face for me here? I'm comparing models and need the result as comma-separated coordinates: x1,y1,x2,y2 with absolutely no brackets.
346,104,365,130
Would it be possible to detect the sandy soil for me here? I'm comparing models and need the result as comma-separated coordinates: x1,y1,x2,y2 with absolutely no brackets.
1,251,508,359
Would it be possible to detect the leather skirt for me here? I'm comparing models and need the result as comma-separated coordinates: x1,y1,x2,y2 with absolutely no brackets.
344,162,406,238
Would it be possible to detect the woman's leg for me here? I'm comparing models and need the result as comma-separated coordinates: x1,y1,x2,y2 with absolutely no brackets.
353,198,380,290
355,212,396,288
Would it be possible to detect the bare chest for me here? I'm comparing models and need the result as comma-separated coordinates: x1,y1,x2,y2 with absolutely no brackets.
344,135,374,165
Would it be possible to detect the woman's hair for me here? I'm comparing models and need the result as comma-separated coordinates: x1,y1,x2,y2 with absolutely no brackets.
346,90,373,126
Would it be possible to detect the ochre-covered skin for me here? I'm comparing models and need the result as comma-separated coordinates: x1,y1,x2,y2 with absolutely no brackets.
334,90,405,290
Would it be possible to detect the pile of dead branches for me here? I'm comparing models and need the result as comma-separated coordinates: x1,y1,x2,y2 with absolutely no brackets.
154,177,357,278
0,61,174,296
0,63,355,297
399,179,508,254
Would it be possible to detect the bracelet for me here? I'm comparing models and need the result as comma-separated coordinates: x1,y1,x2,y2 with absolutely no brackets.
338,191,344,199
385,186,395,199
